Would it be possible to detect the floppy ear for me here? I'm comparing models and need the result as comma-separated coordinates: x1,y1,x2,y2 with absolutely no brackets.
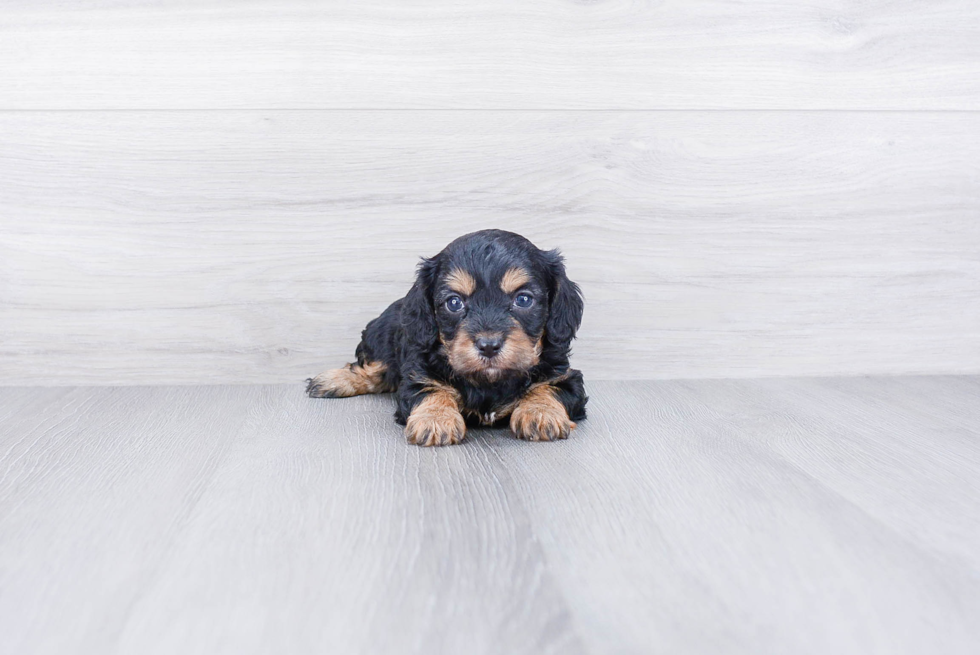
543,248,584,359
401,256,440,351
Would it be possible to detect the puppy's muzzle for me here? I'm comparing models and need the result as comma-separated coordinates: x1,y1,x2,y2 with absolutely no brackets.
446,325,539,380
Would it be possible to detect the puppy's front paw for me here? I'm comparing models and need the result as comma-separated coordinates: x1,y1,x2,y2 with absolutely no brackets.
510,386,575,442
405,392,466,446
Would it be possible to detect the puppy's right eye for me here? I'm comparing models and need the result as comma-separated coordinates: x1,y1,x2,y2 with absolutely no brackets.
445,296,465,313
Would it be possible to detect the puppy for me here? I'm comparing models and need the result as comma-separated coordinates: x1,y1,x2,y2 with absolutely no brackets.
306,229,587,446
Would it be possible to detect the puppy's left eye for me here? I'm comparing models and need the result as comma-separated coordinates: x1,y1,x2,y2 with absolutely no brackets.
513,293,533,308
445,296,465,313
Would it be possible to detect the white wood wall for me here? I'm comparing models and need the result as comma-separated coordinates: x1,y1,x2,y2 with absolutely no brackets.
1,1,978,385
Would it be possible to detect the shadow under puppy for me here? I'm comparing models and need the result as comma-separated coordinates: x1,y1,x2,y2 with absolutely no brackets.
307,229,587,446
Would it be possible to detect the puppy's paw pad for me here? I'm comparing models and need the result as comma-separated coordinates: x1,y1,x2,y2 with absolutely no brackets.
306,370,356,398
510,405,575,442
405,408,466,447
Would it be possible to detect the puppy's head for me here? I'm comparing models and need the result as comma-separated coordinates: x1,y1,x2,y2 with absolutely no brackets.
402,230,584,382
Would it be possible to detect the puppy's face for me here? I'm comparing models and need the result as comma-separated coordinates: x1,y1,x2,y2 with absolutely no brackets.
404,230,584,383
434,259,546,382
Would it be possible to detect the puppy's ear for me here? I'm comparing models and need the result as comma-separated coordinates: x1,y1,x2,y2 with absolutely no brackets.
401,256,440,350
543,248,584,359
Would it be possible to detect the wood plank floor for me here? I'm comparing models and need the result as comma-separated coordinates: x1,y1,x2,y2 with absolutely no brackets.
1,377,978,654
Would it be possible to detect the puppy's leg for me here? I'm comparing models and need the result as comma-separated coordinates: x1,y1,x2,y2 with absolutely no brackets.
510,382,578,442
306,361,390,398
403,384,466,447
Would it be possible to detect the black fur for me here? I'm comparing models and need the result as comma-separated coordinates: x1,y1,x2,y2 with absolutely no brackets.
313,229,587,430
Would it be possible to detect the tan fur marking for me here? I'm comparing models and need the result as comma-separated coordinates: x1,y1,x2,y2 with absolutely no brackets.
307,361,390,398
444,331,485,378
411,375,462,399
500,267,531,294
445,268,477,296
405,387,466,447
497,329,541,372
510,384,575,442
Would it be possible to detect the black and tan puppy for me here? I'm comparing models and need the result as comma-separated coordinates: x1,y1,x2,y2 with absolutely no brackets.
306,229,587,446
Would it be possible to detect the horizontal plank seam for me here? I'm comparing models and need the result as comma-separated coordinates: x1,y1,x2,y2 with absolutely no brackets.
1,108,980,114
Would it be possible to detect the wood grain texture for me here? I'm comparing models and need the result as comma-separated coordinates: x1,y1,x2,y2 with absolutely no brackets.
1,377,978,654
488,378,980,654
114,387,583,655
0,385,267,654
2,111,978,384
1,0,979,109
0,384,584,655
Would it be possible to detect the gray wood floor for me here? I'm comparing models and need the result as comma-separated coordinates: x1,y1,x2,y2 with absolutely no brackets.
1,377,978,654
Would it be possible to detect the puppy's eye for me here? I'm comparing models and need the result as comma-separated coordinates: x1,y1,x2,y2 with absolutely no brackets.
445,296,465,313
513,293,533,309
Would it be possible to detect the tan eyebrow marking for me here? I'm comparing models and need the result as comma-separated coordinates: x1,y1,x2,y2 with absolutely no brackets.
445,268,477,296
500,267,531,294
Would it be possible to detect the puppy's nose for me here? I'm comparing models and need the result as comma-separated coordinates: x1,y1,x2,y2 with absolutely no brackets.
475,336,503,359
